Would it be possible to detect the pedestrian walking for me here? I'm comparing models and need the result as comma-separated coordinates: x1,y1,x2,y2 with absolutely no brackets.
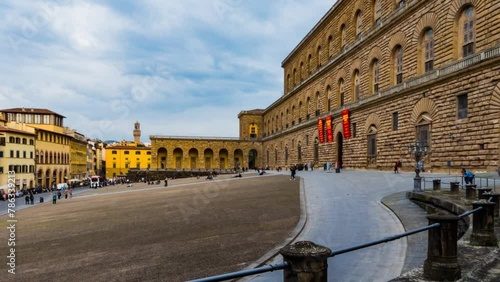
69,189,73,199
30,194,34,205
64,189,68,199
164,178,168,187
394,161,399,173
25,195,30,205
290,165,296,180
52,193,57,204
57,191,62,199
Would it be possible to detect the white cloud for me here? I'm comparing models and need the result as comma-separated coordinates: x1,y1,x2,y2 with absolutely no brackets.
0,0,337,140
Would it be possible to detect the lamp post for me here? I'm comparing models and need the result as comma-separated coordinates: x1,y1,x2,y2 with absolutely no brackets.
408,141,428,192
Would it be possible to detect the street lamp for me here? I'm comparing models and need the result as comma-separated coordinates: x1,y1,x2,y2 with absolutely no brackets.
408,141,428,192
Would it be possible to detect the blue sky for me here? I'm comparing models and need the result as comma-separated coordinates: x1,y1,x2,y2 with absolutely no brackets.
0,0,334,141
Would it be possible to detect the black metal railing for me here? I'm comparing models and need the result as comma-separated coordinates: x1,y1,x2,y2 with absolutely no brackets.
191,195,494,281
190,262,288,282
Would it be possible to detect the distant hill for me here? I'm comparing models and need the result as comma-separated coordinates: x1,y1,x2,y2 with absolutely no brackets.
104,140,118,144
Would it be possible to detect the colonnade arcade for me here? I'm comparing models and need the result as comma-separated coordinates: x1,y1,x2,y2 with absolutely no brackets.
155,147,259,170
36,168,68,188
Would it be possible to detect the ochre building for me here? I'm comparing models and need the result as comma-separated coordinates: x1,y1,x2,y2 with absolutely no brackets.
152,0,499,173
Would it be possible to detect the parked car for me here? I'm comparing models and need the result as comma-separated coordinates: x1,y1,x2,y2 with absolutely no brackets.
15,190,24,198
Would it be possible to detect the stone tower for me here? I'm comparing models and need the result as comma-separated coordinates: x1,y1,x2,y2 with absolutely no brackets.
133,121,141,143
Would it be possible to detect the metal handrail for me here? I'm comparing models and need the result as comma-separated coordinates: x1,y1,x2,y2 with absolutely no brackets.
191,193,492,281
190,262,289,282
330,223,440,257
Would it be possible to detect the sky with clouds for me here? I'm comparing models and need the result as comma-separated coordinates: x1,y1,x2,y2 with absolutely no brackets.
0,0,335,142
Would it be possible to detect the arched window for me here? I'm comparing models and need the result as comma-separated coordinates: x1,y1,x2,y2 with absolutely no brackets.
297,142,302,161
422,28,434,72
307,54,312,74
298,101,303,123
459,6,475,58
299,62,304,81
353,70,360,102
339,79,345,106
291,106,296,125
367,125,377,165
327,35,333,59
314,137,319,162
340,24,346,49
287,74,291,91
306,97,311,120
416,113,432,150
373,0,382,25
326,85,332,111
371,59,379,94
355,10,362,40
280,112,284,130
316,46,322,68
315,92,321,116
293,68,297,86
274,149,278,164
394,45,403,84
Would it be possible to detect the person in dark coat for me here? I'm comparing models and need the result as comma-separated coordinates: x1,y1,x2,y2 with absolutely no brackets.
30,194,34,205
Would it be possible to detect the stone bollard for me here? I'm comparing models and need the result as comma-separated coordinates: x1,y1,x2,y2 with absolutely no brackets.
433,179,441,191
280,241,332,282
476,187,492,200
470,200,498,247
450,182,460,194
480,193,500,218
465,184,477,200
423,213,461,281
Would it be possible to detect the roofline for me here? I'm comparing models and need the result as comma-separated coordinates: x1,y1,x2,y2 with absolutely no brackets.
281,0,343,67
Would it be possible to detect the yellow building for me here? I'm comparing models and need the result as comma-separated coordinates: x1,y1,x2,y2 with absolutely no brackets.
105,142,151,179
66,129,88,180
105,123,151,179
0,117,36,191
0,108,71,188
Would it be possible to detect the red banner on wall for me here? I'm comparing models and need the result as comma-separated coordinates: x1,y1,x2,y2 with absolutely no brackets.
342,109,351,139
318,118,325,143
326,115,333,142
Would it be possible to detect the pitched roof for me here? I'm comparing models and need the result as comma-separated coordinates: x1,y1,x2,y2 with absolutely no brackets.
0,108,66,118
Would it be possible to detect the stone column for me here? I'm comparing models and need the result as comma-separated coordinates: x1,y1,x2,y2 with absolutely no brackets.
280,241,332,282
465,184,477,200
450,182,460,194
433,179,441,191
481,193,499,218
470,200,498,247
476,187,492,200
423,213,461,281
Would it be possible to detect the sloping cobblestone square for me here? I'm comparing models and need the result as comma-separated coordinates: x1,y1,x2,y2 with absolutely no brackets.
0,175,299,282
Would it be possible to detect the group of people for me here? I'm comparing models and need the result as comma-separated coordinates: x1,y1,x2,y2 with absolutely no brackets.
52,188,73,204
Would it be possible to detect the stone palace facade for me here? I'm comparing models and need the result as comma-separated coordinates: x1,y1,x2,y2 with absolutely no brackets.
152,0,500,173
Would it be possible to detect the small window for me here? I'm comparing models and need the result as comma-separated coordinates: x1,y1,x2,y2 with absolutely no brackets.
135,151,141,155
0,151,3,158
147,152,151,155
112,151,117,154
393,112,399,130
457,93,468,119
113,163,116,168
352,123,357,138
0,167,3,174
0,137,5,146
29,139,34,145
23,151,26,158
124,151,130,155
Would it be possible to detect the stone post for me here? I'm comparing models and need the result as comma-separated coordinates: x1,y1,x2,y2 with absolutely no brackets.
423,213,461,281
470,200,498,247
433,179,441,191
450,182,460,194
465,184,477,200
476,187,492,200
480,193,499,218
280,241,332,282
